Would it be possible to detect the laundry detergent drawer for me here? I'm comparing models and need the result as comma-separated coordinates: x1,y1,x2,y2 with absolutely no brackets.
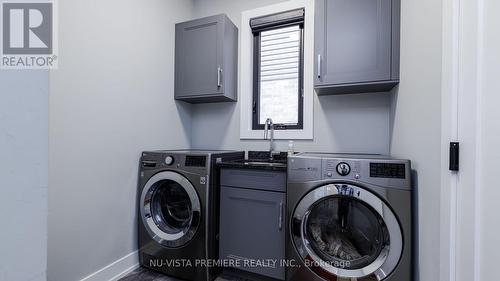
220,168,286,192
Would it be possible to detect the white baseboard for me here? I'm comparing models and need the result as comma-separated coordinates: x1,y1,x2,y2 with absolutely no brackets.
80,251,139,281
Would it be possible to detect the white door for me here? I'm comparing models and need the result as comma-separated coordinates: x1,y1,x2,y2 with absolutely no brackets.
441,0,500,280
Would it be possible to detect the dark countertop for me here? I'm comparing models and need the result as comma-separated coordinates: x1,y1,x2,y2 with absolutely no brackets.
218,160,287,171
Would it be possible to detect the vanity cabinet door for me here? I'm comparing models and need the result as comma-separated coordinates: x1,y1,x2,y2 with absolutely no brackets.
219,186,285,280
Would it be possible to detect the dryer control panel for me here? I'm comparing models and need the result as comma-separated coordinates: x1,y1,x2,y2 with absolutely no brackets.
288,153,411,190
324,159,361,180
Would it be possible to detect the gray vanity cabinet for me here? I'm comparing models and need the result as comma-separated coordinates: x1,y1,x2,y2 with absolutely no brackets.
219,168,286,280
315,0,400,95
175,14,238,103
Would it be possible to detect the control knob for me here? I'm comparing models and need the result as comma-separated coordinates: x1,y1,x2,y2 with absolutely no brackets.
165,156,174,165
336,162,351,176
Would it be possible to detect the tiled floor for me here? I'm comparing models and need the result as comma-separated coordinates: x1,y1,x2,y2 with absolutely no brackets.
118,267,240,281
119,267,176,281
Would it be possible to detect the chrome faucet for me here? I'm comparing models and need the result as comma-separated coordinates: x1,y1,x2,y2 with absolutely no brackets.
264,118,280,161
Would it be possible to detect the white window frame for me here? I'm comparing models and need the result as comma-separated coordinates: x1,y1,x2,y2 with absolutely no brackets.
240,0,314,140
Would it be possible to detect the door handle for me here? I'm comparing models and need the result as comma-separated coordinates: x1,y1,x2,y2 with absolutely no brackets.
317,54,322,79
278,201,284,231
217,66,222,87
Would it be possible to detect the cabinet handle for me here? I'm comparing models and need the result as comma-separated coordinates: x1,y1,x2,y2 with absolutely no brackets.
278,201,283,231
217,66,222,87
317,54,321,79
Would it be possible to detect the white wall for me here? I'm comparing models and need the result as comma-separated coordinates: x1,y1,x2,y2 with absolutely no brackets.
389,0,443,280
190,0,392,155
47,0,193,280
0,70,48,281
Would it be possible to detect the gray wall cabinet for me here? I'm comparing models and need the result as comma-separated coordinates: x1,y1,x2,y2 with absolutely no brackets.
175,14,238,103
219,169,286,280
314,0,400,95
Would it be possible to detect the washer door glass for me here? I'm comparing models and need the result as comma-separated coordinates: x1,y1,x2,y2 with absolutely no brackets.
140,171,201,248
151,180,193,235
305,196,389,270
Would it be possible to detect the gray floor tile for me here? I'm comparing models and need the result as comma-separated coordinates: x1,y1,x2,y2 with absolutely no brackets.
119,267,181,281
118,267,237,281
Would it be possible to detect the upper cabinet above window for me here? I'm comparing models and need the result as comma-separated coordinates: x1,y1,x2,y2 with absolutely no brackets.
175,14,238,103
314,0,400,95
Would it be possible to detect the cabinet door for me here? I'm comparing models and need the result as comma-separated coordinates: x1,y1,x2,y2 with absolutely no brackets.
219,186,285,280
175,15,224,98
315,0,392,86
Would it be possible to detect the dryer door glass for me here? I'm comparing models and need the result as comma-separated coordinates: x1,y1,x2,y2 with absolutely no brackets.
304,196,389,270
291,184,403,280
151,180,193,234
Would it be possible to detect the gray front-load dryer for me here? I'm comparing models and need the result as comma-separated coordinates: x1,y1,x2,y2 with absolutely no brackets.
138,150,244,281
286,153,412,281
